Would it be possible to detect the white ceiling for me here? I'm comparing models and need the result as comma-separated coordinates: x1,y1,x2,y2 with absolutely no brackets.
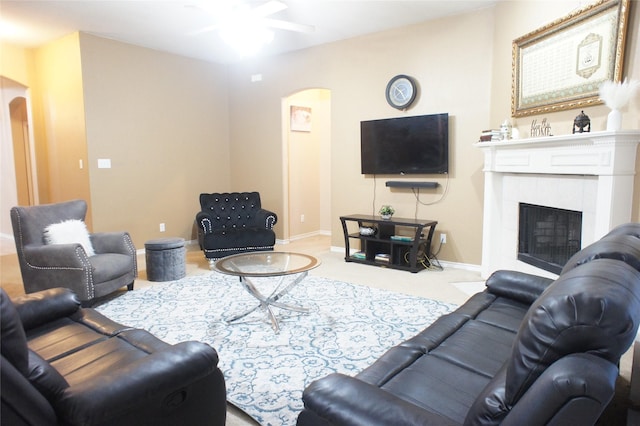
1,0,498,64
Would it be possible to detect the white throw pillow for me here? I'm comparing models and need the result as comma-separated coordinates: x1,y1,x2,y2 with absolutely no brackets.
43,219,95,256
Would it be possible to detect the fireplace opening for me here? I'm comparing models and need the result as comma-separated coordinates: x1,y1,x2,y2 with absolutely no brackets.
518,203,582,274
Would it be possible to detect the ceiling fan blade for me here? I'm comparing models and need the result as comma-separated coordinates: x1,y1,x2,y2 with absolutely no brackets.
264,18,315,34
252,0,287,17
188,24,218,36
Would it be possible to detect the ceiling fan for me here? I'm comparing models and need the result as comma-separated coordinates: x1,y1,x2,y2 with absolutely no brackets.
190,1,314,36
188,0,314,56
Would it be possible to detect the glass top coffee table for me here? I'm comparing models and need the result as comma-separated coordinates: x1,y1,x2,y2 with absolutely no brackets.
213,251,320,333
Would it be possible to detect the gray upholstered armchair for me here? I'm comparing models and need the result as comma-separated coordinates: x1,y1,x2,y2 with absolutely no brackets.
10,199,137,305
196,192,277,266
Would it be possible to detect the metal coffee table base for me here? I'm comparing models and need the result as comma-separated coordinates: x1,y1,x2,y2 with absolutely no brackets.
226,271,310,333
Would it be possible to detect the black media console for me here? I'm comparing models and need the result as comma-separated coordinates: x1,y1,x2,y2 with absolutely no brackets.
339,214,437,273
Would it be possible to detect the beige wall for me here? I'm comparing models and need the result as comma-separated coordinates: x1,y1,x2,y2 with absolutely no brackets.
227,8,496,265
0,42,34,85
32,33,90,216
78,34,231,246
2,1,639,265
227,1,640,266
226,63,285,235
2,35,231,247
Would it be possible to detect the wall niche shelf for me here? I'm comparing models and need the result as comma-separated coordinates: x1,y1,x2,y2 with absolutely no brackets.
385,181,439,189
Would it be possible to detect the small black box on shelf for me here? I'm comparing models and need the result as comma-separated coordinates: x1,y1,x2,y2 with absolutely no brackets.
378,223,394,239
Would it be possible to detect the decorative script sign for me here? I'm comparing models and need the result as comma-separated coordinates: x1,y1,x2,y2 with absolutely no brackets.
531,118,552,137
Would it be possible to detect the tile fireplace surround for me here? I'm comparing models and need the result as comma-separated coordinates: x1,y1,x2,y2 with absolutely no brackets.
476,130,640,279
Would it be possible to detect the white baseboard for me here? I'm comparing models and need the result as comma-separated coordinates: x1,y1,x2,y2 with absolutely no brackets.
278,230,330,245
438,260,481,273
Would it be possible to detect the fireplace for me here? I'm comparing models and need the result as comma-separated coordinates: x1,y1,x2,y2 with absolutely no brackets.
476,130,640,279
518,203,582,274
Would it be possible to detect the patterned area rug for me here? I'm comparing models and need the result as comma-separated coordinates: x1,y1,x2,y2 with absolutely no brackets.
96,272,456,425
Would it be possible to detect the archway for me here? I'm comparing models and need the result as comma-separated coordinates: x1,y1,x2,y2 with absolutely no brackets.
1,77,38,253
282,88,331,242
10,96,35,206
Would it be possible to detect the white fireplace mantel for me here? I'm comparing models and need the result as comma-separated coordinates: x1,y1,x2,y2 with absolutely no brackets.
476,130,640,278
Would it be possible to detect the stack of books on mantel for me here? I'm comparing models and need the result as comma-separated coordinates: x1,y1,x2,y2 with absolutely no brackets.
478,129,502,142
375,253,390,263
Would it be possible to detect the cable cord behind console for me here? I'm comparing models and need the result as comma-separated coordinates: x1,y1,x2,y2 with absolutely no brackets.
404,241,444,271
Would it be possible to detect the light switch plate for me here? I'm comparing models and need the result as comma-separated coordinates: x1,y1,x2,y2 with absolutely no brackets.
97,159,111,169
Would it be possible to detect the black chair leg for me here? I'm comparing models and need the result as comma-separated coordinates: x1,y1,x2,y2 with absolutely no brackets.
127,282,134,291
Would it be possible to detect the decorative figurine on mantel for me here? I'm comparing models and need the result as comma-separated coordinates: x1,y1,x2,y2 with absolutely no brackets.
500,119,513,140
573,110,591,133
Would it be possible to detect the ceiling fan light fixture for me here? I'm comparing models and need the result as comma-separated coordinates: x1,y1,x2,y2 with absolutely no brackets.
218,8,275,57
0,18,31,41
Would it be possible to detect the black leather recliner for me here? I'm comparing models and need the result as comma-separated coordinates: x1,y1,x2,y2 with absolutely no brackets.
196,192,277,266
0,287,227,426
298,223,640,425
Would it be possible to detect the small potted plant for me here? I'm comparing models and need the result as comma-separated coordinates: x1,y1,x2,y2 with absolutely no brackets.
379,205,395,220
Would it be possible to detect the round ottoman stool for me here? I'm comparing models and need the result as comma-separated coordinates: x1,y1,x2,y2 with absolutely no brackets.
145,238,186,282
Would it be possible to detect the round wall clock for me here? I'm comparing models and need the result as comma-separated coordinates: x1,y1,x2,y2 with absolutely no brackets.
385,75,417,110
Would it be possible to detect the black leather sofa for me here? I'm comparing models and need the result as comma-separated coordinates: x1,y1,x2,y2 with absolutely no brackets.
298,223,640,425
1,287,227,426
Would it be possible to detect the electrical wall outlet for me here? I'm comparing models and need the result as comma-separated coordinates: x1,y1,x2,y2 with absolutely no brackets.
159,223,165,232
300,214,305,223
440,233,447,244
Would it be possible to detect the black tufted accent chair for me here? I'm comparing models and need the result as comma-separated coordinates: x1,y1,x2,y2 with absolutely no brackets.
196,192,277,265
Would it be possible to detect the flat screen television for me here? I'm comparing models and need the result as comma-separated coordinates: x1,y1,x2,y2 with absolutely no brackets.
360,113,449,175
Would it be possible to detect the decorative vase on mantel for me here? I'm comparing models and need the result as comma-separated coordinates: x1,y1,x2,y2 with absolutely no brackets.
599,79,640,132
607,109,622,131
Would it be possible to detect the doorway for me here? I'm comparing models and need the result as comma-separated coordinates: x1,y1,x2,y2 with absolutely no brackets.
282,89,331,241
1,77,38,252
10,96,35,206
